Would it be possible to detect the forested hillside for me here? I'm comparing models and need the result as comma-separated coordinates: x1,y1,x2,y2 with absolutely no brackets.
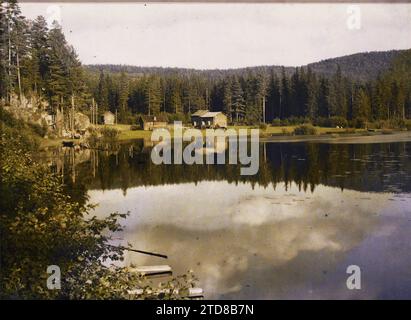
86,50,403,82
1,0,410,129
307,50,403,81
85,50,411,126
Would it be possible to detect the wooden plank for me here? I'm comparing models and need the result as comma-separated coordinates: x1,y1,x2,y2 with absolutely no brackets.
128,287,204,298
108,245,168,259
127,265,172,275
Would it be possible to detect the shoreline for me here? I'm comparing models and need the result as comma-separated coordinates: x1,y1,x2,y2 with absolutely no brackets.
40,129,411,149
260,131,411,144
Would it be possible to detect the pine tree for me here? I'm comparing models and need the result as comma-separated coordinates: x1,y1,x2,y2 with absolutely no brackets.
266,71,281,122
144,76,162,116
280,68,290,119
317,78,330,119
28,16,49,96
222,78,232,121
231,76,245,123
352,86,371,121
306,67,318,120
118,72,129,121
97,70,109,111
170,84,182,114
2,0,27,102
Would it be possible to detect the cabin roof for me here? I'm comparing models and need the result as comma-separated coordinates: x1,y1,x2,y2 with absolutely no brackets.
191,110,209,117
191,110,225,118
201,111,224,118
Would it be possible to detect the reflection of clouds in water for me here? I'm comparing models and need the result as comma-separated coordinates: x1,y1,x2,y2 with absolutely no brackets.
89,182,395,299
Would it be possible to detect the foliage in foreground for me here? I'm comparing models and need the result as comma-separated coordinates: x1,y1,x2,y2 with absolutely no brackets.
0,130,196,299
293,124,318,135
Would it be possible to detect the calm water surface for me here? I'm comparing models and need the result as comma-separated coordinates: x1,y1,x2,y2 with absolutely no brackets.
42,141,411,299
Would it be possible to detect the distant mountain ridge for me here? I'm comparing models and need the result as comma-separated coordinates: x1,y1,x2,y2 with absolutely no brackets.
85,49,409,81
307,50,406,81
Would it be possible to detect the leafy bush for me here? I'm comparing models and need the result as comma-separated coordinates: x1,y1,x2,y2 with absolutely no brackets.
0,130,196,299
315,116,347,128
280,118,289,126
118,112,137,125
167,112,189,123
394,118,406,128
0,109,41,149
100,127,119,140
286,116,311,126
293,124,318,135
352,117,368,129
259,123,268,130
371,120,390,129
345,128,356,134
29,121,48,137
271,118,281,126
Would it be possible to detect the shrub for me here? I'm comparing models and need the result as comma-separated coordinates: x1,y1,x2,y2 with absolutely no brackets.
352,117,368,129
168,112,189,123
0,109,41,149
272,118,281,126
118,112,137,125
29,121,48,137
280,119,290,126
315,116,347,128
371,120,390,129
405,120,411,131
0,133,197,299
293,124,318,135
345,128,356,134
330,116,348,128
100,127,119,140
259,123,268,130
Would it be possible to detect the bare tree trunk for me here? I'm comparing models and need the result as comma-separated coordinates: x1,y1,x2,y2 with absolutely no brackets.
92,98,95,125
148,90,151,116
61,96,64,134
262,96,266,123
188,98,191,114
71,95,75,132
16,49,22,102
7,21,12,104
403,103,405,121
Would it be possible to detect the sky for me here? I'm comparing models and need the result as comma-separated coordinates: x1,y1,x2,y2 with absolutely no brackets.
20,3,411,69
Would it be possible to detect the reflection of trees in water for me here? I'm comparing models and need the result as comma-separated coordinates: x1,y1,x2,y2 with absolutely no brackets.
42,141,411,201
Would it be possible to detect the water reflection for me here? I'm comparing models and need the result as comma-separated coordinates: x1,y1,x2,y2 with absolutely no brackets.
89,182,411,299
38,141,411,299
40,141,411,196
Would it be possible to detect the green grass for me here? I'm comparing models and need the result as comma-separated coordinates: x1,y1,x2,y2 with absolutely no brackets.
38,124,375,147
104,124,365,141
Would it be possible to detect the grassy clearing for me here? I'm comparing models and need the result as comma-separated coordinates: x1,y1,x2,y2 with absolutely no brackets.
38,124,378,147
115,125,366,140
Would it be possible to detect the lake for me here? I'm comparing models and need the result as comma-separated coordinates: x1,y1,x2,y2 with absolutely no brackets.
41,140,411,299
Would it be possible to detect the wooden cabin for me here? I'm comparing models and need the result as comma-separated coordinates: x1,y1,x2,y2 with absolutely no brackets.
191,110,227,129
138,115,168,131
191,110,208,128
103,111,115,125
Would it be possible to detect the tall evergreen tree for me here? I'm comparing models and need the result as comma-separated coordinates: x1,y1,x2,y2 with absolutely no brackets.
231,76,246,123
